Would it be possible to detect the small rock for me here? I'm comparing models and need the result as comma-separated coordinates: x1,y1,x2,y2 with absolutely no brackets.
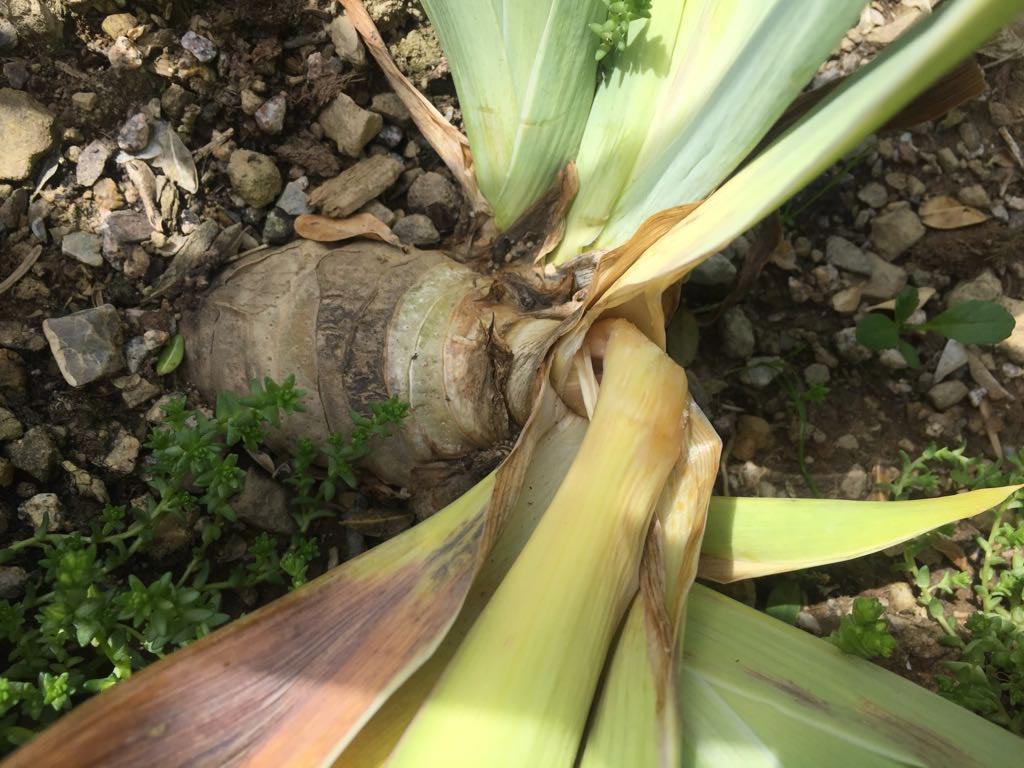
124,337,149,373
43,304,126,387
834,327,872,363
108,36,144,70
255,93,287,135
0,350,26,392
230,468,295,534
0,407,22,442
870,207,925,259
93,178,125,211
61,231,103,267
959,122,982,152
181,30,217,62
122,246,150,279
76,140,113,187
0,187,28,229
840,465,868,499
276,178,312,215
5,426,59,481
825,235,872,275
928,380,969,411
62,460,109,503
832,285,864,314
989,101,1014,127
161,83,193,121
104,431,141,474
862,256,908,301
227,149,283,208
933,339,968,384
0,458,11,487
732,415,773,462
371,92,412,126
359,199,396,226
19,493,62,531
262,208,293,245
739,357,782,389
690,252,736,287
310,154,404,217
957,184,991,209
720,306,755,359
879,349,909,370
319,92,383,157
0,17,18,51
886,582,917,614
836,434,859,451
406,171,460,232
103,210,153,246
0,567,27,599
378,124,403,149
393,213,439,246
101,13,138,40
3,60,29,90
906,176,926,198
71,92,98,111
857,182,888,209
804,363,830,386
936,146,960,174
946,269,1002,306
0,88,55,181
117,113,151,153
240,89,263,116
112,374,160,408
327,14,366,66
997,296,1024,364
145,394,180,425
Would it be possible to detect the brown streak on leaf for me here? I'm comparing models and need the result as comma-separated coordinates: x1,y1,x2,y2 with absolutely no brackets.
743,667,833,713
856,699,977,767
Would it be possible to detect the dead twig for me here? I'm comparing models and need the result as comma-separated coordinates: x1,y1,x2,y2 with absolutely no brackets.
0,245,43,296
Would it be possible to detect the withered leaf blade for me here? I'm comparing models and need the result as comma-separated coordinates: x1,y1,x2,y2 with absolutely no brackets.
295,213,401,246
919,195,989,230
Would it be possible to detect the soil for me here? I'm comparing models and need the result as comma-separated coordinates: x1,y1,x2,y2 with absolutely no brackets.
2,0,1023,738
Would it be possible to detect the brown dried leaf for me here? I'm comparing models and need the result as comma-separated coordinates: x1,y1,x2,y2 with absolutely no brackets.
295,213,401,246
919,196,988,230
341,0,490,221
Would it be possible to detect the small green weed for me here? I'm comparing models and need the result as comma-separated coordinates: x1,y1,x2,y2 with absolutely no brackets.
768,360,829,497
829,597,897,660
876,444,1024,734
0,377,407,751
856,286,1014,368
590,0,652,62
